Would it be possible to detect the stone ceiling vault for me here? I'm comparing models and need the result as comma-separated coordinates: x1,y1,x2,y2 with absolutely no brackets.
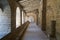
18,0,41,12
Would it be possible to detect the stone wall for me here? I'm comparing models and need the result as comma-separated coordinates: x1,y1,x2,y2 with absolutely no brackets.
38,0,60,39
46,0,57,34
0,0,11,38
56,0,60,33
46,0,60,40
56,0,60,40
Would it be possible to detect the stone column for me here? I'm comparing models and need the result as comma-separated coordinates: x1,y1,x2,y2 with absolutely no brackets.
20,9,22,25
8,0,16,32
11,7,16,32
36,13,38,25
23,12,26,23
42,0,47,31
37,10,39,25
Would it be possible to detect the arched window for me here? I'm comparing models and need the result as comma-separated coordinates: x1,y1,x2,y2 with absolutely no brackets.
16,7,21,28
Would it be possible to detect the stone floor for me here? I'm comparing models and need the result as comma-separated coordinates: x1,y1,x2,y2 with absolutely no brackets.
22,22,49,40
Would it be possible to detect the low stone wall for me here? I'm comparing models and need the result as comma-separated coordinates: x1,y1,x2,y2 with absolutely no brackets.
0,21,30,40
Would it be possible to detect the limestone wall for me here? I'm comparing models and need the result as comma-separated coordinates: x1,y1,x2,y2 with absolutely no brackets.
56,0,60,40
0,1,11,38
56,0,60,33
46,0,57,34
46,0,60,40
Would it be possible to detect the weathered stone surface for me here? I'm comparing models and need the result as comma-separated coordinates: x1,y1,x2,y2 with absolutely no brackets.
46,0,57,34
0,1,11,39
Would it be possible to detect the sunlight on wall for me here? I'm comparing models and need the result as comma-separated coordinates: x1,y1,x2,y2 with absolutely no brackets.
16,7,21,28
0,5,11,39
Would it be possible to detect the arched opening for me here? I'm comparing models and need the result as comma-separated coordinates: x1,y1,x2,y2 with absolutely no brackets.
25,14,36,23
25,12,37,24
28,16,34,22
16,7,21,28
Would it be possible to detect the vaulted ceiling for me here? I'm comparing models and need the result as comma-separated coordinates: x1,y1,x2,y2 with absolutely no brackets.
18,0,41,12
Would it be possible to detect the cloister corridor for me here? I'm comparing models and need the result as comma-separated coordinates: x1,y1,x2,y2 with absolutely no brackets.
0,0,60,40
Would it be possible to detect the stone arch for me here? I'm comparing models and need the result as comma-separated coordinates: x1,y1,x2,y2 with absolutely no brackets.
25,12,37,23
28,16,35,22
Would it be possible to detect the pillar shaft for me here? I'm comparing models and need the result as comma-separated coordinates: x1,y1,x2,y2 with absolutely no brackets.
23,12,26,23
8,0,16,32
11,7,16,32
42,0,47,31
37,13,38,25
20,9,22,25
37,10,39,25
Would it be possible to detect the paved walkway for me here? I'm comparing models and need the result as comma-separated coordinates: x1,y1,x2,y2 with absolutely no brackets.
22,22,49,40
